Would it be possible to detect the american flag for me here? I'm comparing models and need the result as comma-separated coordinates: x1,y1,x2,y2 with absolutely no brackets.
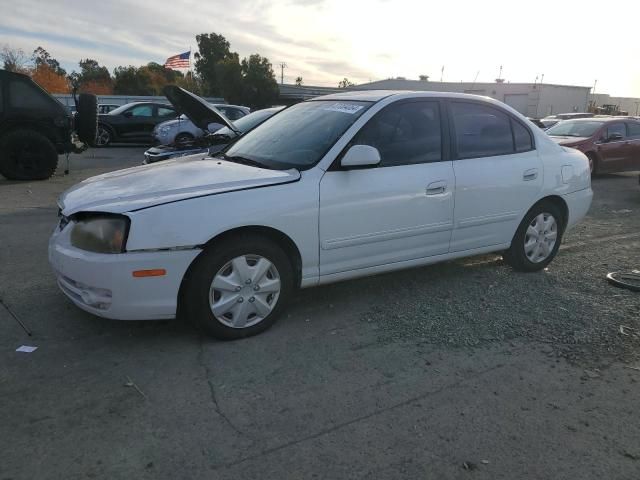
164,51,190,70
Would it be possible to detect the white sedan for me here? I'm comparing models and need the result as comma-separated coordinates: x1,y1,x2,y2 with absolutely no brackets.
49,89,593,339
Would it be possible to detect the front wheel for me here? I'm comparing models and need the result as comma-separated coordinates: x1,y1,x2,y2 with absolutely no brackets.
503,201,564,272
95,125,112,147
182,236,294,339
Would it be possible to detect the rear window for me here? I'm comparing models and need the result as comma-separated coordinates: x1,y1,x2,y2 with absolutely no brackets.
9,79,55,110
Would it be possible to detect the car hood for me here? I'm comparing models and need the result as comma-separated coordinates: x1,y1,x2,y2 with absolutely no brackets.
549,136,590,145
163,85,235,132
59,156,300,215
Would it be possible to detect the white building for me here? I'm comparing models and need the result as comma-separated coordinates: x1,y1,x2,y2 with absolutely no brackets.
351,79,592,118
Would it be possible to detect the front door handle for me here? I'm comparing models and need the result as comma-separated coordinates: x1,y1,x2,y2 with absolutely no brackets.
426,181,447,195
523,168,538,181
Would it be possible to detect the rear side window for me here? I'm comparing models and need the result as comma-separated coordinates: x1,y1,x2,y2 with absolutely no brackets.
351,101,442,166
513,120,533,152
128,105,153,117
9,80,53,110
627,122,640,138
451,102,533,159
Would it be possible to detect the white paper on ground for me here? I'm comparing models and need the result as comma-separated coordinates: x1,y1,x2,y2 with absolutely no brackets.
16,345,38,353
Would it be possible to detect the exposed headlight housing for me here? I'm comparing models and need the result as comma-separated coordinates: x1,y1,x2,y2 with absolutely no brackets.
70,214,129,253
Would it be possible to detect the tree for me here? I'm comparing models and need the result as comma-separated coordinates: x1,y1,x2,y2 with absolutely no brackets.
1,45,28,73
113,65,152,95
69,58,113,94
194,33,234,96
338,77,354,88
295,76,303,86
32,46,66,76
216,54,244,104
31,63,69,93
241,54,278,109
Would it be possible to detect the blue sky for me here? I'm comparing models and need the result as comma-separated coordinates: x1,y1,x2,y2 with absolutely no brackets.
2,0,639,96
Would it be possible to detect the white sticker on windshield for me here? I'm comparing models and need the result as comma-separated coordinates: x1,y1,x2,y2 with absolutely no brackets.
323,103,364,114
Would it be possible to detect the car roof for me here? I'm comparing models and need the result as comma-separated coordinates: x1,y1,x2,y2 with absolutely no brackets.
310,90,526,107
559,117,632,123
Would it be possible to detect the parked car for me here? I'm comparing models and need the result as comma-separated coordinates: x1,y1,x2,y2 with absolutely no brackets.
152,104,250,146
544,112,594,121
540,118,562,129
546,117,640,174
527,117,546,129
144,106,284,164
98,104,120,114
96,102,178,147
49,90,592,339
0,69,97,180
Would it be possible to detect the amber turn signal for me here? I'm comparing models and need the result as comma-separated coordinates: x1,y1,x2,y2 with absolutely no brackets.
132,269,167,278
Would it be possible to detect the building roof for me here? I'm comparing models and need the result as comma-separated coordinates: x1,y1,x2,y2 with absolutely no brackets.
352,79,592,91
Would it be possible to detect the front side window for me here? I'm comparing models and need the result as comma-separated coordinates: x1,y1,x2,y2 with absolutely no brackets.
157,106,176,118
128,105,153,117
223,100,371,170
606,123,626,139
350,101,442,166
451,102,516,158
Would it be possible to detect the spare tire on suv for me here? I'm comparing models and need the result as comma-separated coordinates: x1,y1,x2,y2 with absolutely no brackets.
0,69,97,180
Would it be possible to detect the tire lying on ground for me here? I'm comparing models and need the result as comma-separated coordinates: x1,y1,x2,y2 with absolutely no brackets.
0,129,59,180
75,93,98,147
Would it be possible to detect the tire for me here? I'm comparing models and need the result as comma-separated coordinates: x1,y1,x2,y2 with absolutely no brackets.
76,93,98,146
182,235,294,340
503,201,564,272
95,124,112,147
0,129,58,180
174,133,194,145
586,152,599,175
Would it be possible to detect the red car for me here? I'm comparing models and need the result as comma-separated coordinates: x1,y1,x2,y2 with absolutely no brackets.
546,117,640,174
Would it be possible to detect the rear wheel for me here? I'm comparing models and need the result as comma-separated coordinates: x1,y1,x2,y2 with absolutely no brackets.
0,129,58,180
182,235,294,339
503,201,564,272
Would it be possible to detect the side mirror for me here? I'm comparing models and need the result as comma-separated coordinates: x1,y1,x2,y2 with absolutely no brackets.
607,132,623,142
340,145,381,168
123,111,133,118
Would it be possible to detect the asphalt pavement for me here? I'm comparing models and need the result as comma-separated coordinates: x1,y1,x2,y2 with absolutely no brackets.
1,149,639,480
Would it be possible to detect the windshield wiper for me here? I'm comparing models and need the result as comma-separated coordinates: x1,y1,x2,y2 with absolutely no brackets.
219,153,268,169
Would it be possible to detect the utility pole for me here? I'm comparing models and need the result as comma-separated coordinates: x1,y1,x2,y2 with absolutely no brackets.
279,62,287,85
440,65,444,82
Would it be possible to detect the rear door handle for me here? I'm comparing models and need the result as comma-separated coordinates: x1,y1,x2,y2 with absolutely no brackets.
426,181,447,195
523,168,538,181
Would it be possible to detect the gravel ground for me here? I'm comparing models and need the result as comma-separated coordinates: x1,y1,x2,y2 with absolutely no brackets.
363,175,640,365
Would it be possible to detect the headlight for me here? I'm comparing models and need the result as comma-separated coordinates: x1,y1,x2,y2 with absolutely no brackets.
70,214,129,253
159,126,172,134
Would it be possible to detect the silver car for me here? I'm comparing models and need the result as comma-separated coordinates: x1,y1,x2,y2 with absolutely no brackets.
153,104,250,145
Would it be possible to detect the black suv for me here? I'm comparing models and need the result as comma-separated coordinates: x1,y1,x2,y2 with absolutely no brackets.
96,102,177,147
0,69,97,180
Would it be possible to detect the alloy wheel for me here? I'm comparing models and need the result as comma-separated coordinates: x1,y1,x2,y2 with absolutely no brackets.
95,126,111,146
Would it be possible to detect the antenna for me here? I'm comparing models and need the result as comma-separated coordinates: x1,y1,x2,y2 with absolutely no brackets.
279,62,287,85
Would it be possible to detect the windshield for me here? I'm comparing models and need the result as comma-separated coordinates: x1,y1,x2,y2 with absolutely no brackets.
547,120,604,137
222,100,372,169
108,104,132,115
